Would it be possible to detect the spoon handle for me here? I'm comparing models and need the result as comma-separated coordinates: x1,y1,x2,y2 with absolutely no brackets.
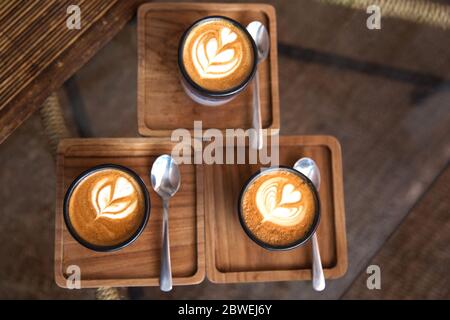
160,199,172,292
251,69,263,150
312,233,325,291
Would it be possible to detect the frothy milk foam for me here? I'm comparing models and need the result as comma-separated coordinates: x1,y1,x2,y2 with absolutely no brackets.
192,26,240,79
241,170,316,247
91,176,137,220
182,18,254,92
68,169,145,247
256,177,305,227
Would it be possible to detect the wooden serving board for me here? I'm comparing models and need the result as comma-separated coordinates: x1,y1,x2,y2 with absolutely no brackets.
54,138,205,288
55,136,346,287
204,136,347,283
137,2,280,136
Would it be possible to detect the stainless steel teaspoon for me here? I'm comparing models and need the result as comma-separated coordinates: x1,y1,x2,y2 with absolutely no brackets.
151,155,181,292
294,157,326,291
247,21,270,150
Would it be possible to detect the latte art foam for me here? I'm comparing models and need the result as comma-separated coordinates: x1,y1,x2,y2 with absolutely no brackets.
68,168,145,247
181,18,254,92
191,27,242,79
91,176,138,220
241,170,317,247
256,178,305,227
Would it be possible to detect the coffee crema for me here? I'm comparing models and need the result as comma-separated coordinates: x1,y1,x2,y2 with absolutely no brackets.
181,17,255,92
241,169,317,247
68,168,146,247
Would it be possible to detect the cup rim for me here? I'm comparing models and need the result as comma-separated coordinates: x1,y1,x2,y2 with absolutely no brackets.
178,15,258,97
63,164,151,252
237,166,321,251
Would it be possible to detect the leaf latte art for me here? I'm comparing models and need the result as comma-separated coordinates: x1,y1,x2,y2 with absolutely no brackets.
91,176,137,220
256,178,305,227
68,168,145,247
181,18,254,92
191,27,242,79
240,170,317,247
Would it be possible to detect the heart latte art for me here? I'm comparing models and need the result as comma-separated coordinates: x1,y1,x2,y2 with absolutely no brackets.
256,178,306,227
241,170,317,247
181,18,254,92
68,168,146,247
191,27,241,79
91,176,138,220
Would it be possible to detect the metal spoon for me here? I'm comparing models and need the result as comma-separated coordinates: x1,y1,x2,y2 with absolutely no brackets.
247,21,270,150
151,155,181,292
294,157,326,291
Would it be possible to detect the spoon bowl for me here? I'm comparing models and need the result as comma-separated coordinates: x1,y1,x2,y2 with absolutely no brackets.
247,21,270,62
151,155,181,199
294,158,321,190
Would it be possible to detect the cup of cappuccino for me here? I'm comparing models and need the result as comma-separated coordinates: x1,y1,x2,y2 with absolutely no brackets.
238,167,321,250
63,164,150,252
178,16,258,106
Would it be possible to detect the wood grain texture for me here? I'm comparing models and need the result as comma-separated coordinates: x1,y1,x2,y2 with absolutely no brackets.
137,2,280,136
204,135,347,283
343,165,450,299
0,0,143,144
54,138,205,288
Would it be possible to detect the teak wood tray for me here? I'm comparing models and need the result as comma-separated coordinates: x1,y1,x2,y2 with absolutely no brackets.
55,136,347,287
204,136,347,283
54,138,205,288
137,2,280,137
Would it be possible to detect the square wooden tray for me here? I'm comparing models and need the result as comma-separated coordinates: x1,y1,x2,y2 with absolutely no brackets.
54,136,346,287
137,2,280,136
204,136,348,283
54,138,205,288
